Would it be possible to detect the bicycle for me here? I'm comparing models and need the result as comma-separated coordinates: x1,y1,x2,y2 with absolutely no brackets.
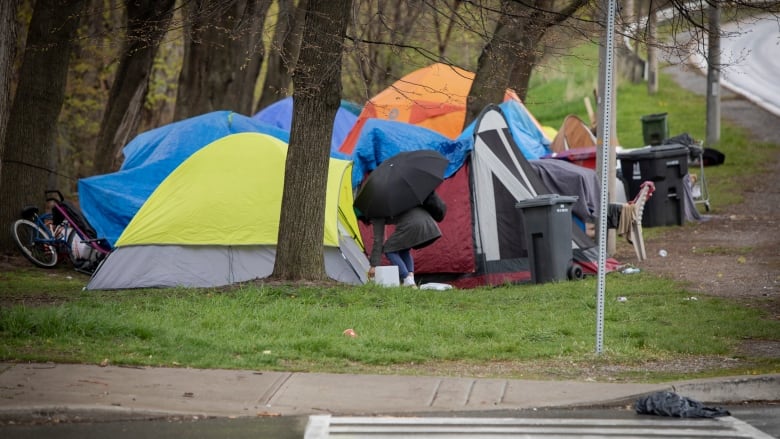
10,190,111,274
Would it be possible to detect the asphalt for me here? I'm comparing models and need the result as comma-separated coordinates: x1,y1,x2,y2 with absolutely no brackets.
0,362,778,422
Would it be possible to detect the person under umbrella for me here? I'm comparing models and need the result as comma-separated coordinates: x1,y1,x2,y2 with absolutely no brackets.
367,191,446,287
354,150,448,287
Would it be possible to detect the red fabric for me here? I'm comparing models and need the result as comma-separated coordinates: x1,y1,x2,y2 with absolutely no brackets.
576,258,622,275
546,146,597,169
360,164,476,275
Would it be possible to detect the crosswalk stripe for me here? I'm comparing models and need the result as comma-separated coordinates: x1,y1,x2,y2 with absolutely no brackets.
305,415,774,438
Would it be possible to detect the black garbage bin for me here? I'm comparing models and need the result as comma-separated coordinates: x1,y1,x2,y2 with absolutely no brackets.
618,144,689,227
515,194,578,284
641,113,669,145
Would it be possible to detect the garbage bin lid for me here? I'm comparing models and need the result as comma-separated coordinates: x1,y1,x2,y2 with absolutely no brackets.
641,112,668,121
516,194,579,208
617,143,688,160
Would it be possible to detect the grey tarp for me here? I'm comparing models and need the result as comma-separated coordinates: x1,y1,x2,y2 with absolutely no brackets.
529,158,600,223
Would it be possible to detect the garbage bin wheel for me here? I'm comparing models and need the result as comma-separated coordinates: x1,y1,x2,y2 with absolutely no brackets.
567,264,584,280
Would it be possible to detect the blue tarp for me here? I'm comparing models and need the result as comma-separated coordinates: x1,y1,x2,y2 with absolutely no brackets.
80,100,549,246
460,100,551,160
348,100,552,188
252,97,358,160
78,111,288,246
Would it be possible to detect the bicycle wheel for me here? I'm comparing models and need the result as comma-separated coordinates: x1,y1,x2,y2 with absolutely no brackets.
10,219,58,268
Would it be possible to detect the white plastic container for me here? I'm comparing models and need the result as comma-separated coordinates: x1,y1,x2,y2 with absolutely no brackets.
374,265,400,287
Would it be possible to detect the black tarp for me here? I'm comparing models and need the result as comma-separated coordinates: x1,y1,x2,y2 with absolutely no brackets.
635,391,731,418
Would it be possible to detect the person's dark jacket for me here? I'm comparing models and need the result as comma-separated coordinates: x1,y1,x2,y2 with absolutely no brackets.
369,207,441,266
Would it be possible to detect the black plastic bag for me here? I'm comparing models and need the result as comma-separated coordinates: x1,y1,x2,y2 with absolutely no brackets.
635,391,730,418
421,191,447,223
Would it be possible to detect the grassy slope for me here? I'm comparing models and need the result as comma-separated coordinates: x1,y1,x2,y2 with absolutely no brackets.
1,46,778,382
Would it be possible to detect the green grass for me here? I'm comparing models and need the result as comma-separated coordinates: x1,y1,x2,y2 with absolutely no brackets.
527,44,777,212
1,43,778,382
1,266,778,380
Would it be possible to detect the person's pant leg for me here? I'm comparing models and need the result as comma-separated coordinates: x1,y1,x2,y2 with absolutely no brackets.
399,249,414,274
385,251,409,279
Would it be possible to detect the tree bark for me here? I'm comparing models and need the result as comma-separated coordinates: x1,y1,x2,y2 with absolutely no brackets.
173,0,271,121
466,0,587,127
254,0,307,112
92,0,175,174
705,1,721,146
0,0,85,253
646,4,658,95
0,0,22,182
271,0,351,282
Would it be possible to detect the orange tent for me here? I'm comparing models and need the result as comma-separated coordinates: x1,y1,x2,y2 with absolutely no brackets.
360,63,474,138
339,63,532,155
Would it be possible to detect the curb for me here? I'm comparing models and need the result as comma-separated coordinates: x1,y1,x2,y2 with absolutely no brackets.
672,374,780,404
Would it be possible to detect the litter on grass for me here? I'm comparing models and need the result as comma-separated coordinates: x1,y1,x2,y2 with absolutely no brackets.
419,283,454,291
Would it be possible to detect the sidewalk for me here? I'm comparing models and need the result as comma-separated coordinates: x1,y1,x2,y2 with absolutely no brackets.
1,363,777,420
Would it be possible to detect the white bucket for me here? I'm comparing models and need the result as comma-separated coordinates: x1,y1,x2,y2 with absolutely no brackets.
374,265,400,287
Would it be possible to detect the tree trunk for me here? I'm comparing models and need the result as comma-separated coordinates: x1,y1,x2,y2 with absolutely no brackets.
0,0,85,253
705,1,721,146
254,0,307,112
173,0,271,121
467,18,516,125
271,0,351,282
92,0,175,175
646,5,658,95
466,0,587,127
0,0,22,182
507,31,544,102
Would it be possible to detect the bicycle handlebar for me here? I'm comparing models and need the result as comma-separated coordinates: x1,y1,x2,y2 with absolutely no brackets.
45,189,64,203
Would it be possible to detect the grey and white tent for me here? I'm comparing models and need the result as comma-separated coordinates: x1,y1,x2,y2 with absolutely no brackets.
85,133,369,290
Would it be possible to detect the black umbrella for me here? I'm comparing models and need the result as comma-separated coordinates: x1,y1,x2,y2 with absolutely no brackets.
354,150,448,219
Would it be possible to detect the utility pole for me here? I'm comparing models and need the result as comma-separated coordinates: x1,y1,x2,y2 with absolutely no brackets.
706,1,721,146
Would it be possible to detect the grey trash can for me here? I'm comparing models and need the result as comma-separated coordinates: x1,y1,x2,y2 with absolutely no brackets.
641,112,669,146
516,194,579,284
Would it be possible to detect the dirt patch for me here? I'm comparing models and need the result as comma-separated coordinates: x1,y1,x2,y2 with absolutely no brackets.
603,64,780,363
622,66,780,318
612,156,779,318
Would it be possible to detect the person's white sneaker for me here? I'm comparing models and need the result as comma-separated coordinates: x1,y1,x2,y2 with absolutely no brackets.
403,275,417,288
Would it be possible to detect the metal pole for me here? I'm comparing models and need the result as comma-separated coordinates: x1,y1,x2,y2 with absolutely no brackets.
706,1,721,146
595,0,617,355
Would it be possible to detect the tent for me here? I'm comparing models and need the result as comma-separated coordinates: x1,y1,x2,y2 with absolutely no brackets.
338,63,552,159
85,132,369,290
79,111,288,246
252,97,358,159
549,114,597,153
352,105,617,288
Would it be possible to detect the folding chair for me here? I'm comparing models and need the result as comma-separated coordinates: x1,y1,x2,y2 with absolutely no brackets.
624,181,656,261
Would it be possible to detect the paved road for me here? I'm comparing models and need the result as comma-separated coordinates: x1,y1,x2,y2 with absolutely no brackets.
2,406,778,438
688,14,780,116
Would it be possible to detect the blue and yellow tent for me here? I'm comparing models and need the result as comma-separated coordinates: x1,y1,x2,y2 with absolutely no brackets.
86,132,368,289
